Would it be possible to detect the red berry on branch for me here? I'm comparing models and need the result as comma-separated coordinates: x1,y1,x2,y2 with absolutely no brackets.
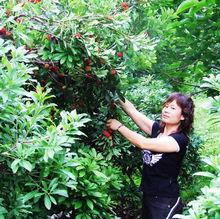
107,128,114,134
58,73,65,78
6,10,11,17
85,65,91,72
47,34,52,41
49,66,59,73
100,58,105,65
0,27,7,35
75,33,81,39
111,102,117,110
85,73,93,79
44,63,50,69
111,69,117,75
5,31,12,37
117,52,123,58
103,130,112,139
121,2,129,11
16,18,23,23
85,59,92,65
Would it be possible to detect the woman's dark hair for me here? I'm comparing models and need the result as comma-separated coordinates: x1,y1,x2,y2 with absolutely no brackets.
159,92,195,136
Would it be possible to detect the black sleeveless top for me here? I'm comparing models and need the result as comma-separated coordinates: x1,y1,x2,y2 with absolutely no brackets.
140,121,188,197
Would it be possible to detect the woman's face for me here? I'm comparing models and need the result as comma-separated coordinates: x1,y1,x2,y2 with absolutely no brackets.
161,100,184,125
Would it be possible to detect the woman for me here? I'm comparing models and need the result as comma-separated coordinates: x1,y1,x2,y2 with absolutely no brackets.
106,92,194,219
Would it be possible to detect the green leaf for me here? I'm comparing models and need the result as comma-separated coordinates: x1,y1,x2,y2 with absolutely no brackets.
62,170,76,180
52,189,68,197
176,0,198,14
86,199,94,210
93,170,107,179
74,200,82,209
44,195,51,210
92,192,102,198
193,171,216,178
20,160,33,172
75,214,83,219
11,159,21,173
22,191,38,203
49,195,57,205
60,56,67,65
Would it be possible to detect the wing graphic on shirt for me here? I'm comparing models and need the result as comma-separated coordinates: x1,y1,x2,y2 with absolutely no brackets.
151,154,163,165
142,150,163,166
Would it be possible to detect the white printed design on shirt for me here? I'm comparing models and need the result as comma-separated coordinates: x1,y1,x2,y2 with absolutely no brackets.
142,150,163,166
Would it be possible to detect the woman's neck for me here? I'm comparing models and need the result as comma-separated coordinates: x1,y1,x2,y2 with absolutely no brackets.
163,123,180,135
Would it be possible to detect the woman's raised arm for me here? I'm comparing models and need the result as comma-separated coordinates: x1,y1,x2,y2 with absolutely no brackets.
118,99,154,136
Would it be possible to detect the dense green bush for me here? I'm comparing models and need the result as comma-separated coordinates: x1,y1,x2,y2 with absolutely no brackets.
181,71,220,218
182,155,220,219
0,39,124,218
0,0,219,218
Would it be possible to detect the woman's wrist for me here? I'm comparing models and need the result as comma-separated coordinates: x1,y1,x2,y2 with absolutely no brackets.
117,123,124,131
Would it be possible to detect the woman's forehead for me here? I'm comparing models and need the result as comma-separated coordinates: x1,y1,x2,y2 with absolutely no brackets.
165,99,178,105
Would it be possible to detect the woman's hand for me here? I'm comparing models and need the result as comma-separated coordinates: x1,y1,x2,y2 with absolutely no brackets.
106,119,123,131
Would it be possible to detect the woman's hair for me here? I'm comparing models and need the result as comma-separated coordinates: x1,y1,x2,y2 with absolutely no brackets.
159,92,195,136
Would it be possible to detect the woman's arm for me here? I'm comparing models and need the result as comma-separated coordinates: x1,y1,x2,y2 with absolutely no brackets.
106,119,179,153
118,99,154,135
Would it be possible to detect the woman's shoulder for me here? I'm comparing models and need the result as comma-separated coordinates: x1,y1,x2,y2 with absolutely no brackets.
169,131,189,148
151,120,160,138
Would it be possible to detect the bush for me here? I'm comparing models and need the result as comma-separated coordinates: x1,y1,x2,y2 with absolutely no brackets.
0,38,123,218
182,155,220,219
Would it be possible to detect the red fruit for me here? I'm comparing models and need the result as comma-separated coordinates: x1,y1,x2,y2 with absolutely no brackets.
75,33,81,39
107,128,114,134
100,58,105,65
29,0,41,3
111,69,117,75
6,10,11,17
44,63,50,69
121,2,129,11
85,73,93,79
47,34,52,41
0,27,7,35
111,102,117,110
49,66,59,73
85,66,91,72
58,73,65,78
16,18,23,23
5,31,12,37
85,59,92,65
117,52,123,58
41,79,46,84
103,130,112,139
27,47,33,52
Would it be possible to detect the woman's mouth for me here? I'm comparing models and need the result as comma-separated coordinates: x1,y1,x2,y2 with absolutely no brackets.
162,114,169,119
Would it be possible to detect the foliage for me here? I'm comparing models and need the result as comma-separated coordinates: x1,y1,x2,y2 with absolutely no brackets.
182,155,220,219
0,0,219,218
182,68,220,217
0,38,123,218
180,133,204,203
132,0,220,92
201,72,220,123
